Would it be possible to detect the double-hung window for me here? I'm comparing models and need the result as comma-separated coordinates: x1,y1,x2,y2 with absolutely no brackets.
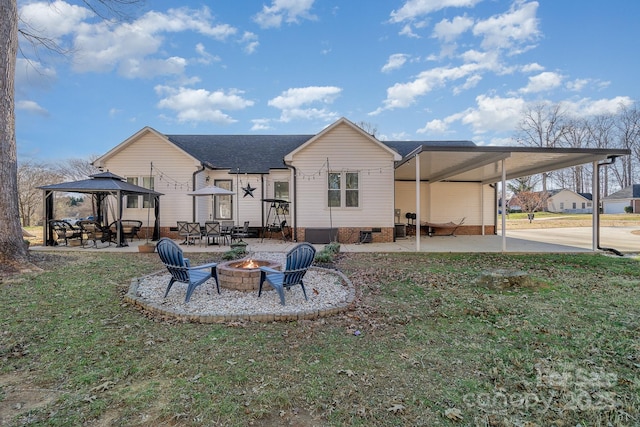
328,172,359,208
126,177,139,208
214,179,232,220
125,176,155,208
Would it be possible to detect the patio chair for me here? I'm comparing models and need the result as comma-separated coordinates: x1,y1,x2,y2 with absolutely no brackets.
49,219,83,246
184,222,203,246
78,220,113,248
156,237,220,303
110,220,142,242
203,221,221,246
176,221,189,244
258,242,316,305
231,221,250,243
220,220,234,245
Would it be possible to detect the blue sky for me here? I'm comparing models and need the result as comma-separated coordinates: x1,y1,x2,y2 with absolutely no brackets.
16,0,640,162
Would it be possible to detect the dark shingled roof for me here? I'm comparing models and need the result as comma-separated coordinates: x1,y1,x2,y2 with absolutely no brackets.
603,184,640,200
166,134,314,174
165,134,477,173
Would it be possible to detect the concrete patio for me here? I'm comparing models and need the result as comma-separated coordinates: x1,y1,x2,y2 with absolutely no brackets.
31,226,639,255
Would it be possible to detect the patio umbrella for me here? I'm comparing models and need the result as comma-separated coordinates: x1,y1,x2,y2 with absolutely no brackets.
187,185,235,220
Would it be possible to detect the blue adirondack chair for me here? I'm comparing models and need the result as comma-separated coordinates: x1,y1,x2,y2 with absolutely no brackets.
156,237,220,302
258,242,316,305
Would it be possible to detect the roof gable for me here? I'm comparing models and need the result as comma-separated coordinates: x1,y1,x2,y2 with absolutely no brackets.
94,126,197,168
284,117,402,162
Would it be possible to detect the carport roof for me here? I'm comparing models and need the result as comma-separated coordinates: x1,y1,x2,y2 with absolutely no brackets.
394,145,631,184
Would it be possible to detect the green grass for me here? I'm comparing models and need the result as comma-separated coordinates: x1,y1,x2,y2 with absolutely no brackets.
1,251,639,426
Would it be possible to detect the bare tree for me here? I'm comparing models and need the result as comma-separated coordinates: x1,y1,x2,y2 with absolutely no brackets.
0,0,29,269
516,103,569,192
0,0,140,271
355,121,379,138
614,104,640,188
586,114,617,198
560,118,590,193
17,161,63,226
55,156,101,181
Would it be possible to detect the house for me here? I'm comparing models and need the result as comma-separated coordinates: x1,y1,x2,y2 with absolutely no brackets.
602,184,640,213
545,189,593,213
93,117,629,244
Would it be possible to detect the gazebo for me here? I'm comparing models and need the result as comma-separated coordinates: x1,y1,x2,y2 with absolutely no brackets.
39,172,163,247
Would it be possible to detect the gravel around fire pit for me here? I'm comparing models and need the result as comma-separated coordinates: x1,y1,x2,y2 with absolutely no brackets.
127,252,355,321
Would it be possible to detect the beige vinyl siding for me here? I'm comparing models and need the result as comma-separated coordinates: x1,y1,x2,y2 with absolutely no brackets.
291,123,396,228
100,132,201,228
395,181,495,225
394,181,430,221
429,182,493,225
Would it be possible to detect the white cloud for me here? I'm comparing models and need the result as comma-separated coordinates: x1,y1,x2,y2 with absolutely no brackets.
390,0,482,23
418,119,449,133
16,100,49,116
419,95,525,135
461,95,526,133
268,86,341,109
155,86,254,124
519,71,563,93
432,15,474,42
564,96,634,117
472,1,540,52
251,119,272,131
521,62,544,73
253,0,317,29
240,32,259,54
381,54,410,73
19,0,92,40
565,78,591,92
71,7,238,77
268,86,341,122
373,60,497,112
453,74,482,94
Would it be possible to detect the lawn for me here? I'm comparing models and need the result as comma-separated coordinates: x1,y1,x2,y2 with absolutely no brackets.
1,250,639,426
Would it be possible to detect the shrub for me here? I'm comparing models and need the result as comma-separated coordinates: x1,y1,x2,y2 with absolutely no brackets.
624,206,633,214
222,247,246,260
315,242,341,264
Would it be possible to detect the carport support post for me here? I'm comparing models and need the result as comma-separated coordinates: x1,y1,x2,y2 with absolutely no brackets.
415,153,421,252
501,159,506,252
592,160,599,251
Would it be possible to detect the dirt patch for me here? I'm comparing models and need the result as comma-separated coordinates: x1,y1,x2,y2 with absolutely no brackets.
0,372,60,426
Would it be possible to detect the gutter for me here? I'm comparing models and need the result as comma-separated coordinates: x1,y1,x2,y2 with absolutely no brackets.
285,163,298,242
595,157,623,256
192,164,206,222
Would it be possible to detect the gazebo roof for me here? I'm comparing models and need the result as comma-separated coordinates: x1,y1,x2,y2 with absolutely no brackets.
39,171,163,195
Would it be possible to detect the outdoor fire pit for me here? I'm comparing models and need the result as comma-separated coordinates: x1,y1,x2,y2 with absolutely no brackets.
217,258,281,292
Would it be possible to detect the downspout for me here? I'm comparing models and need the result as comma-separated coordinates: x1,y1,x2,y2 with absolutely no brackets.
192,165,206,222
594,157,623,256
285,164,298,241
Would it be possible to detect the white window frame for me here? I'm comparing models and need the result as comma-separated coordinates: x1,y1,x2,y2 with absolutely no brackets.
327,171,360,209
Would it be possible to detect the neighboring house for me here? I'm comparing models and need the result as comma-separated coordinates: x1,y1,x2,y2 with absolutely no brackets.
92,117,629,244
545,189,593,213
508,189,593,214
602,184,640,213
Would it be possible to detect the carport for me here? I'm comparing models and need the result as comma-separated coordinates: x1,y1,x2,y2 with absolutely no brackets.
394,145,630,252
39,171,163,247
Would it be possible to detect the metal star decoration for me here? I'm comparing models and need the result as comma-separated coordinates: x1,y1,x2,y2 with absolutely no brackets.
242,183,256,198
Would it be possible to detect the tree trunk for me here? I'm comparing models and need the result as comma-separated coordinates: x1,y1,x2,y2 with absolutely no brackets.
0,0,30,268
